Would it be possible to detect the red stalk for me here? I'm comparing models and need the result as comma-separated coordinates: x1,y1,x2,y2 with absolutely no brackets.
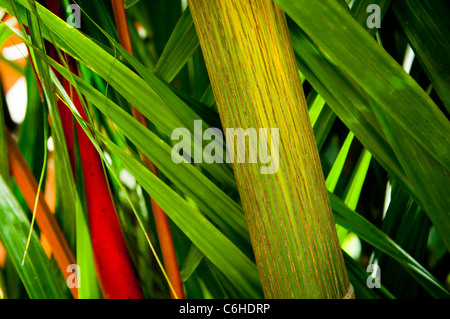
45,0,143,299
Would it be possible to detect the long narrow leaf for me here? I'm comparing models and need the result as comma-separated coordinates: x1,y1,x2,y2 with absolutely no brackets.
278,0,450,171
329,192,450,298
100,136,263,299
0,175,69,299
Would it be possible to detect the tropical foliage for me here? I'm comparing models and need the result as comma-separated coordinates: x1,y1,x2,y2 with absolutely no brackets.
0,0,448,299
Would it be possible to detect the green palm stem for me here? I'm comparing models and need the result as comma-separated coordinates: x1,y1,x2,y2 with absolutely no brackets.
188,0,352,298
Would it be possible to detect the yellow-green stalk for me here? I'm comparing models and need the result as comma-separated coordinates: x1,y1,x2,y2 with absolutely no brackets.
189,0,352,298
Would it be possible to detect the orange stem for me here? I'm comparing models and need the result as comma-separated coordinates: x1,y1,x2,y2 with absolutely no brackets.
0,242,5,268
111,0,184,299
6,130,78,299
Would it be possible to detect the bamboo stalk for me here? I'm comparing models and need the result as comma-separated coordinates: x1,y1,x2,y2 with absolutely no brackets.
189,0,352,298
6,130,78,299
111,0,184,299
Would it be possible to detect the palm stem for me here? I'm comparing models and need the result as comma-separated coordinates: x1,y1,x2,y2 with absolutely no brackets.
189,0,352,298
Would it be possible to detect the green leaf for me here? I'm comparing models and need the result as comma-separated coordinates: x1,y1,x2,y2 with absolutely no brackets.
343,251,395,299
131,0,181,57
377,186,431,298
0,21,13,44
180,244,203,282
343,149,372,211
124,0,140,10
46,55,256,297
392,0,450,111
279,0,450,171
73,128,102,299
100,136,263,299
44,54,251,252
326,132,354,193
0,175,69,299
21,0,79,253
280,0,450,250
308,91,325,127
368,95,450,251
329,192,450,298
17,66,45,181
324,131,354,244
153,7,199,83
288,21,413,198
339,148,372,244
0,0,237,189
306,90,336,151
